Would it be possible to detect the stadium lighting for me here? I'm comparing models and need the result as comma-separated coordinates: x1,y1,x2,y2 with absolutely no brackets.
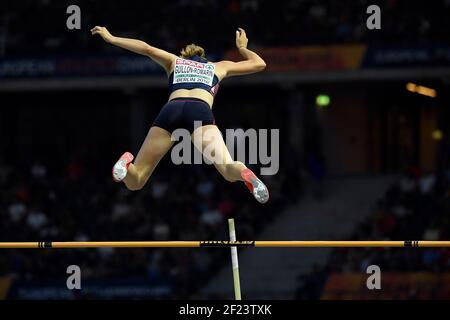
432,129,443,141
406,82,437,98
316,94,330,108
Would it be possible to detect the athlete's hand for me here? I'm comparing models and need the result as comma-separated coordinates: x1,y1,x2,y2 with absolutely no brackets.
91,26,114,43
235,28,248,50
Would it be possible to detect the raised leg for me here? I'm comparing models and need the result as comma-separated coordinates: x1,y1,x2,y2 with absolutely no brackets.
122,126,174,191
191,125,246,182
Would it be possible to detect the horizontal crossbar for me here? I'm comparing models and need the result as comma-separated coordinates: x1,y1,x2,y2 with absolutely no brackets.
0,240,449,248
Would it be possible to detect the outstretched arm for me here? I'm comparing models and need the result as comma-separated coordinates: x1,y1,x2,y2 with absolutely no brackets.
216,28,266,78
91,26,176,74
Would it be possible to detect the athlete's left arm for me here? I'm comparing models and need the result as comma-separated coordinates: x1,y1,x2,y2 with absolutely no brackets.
91,26,176,73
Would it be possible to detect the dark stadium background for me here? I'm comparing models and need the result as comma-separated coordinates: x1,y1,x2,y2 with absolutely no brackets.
1,0,450,299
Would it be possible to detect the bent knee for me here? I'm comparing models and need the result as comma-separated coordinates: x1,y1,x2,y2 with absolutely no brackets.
124,181,145,191
125,185,143,192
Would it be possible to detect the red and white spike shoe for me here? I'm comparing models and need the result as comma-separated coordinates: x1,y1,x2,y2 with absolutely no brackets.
241,168,270,204
112,152,134,182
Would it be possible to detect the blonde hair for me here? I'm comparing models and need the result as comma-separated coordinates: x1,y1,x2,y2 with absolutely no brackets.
180,44,205,59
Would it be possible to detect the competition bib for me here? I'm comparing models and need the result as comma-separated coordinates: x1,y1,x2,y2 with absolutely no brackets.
173,58,215,86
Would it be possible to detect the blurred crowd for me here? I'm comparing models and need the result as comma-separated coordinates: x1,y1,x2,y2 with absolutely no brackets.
0,142,301,298
296,165,450,299
1,0,450,57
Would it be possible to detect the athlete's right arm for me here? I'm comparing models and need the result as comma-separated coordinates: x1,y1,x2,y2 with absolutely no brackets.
91,26,176,73
216,28,266,78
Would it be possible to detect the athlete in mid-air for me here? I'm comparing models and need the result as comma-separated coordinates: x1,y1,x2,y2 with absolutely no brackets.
91,26,269,203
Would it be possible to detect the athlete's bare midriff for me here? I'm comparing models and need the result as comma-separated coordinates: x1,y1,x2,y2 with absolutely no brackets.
168,88,214,108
